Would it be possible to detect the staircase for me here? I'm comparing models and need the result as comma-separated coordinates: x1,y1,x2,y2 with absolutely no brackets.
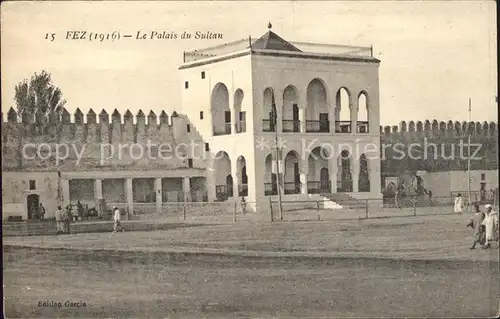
321,193,367,209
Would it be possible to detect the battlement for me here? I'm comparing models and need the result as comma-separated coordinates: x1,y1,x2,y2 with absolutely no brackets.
1,108,207,172
379,119,498,173
379,120,498,139
1,107,188,143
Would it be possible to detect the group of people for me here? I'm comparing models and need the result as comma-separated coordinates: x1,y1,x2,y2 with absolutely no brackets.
467,203,499,249
29,203,46,220
54,205,73,235
55,204,125,235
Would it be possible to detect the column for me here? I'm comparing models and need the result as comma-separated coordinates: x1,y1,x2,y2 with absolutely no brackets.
351,97,358,134
125,178,133,217
370,157,382,196
299,94,307,133
232,106,239,135
183,177,191,202
329,88,337,134
94,178,103,217
61,179,70,207
94,179,103,200
231,157,239,198
299,109,306,133
206,153,216,202
329,157,338,193
275,92,283,134
352,156,359,193
233,175,240,198
300,158,308,195
155,178,162,213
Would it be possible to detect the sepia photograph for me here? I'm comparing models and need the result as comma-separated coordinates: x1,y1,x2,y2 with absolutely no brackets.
1,0,498,317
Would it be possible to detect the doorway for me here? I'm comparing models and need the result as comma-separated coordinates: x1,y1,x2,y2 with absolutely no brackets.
226,175,233,198
480,182,486,202
320,168,330,193
319,113,329,132
292,104,300,132
26,194,40,220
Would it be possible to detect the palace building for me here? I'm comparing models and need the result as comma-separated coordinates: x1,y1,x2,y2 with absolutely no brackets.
2,25,384,220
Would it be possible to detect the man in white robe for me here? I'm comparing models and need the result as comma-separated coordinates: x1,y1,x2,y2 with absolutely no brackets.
482,204,499,249
453,194,464,214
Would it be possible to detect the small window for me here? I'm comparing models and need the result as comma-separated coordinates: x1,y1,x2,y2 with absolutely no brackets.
29,180,36,190
481,173,485,180
200,111,204,119
188,158,193,168
201,71,205,79
205,143,209,151
184,81,189,89
187,124,191,133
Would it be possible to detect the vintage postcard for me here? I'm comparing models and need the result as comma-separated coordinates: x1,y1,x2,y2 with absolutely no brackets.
1,0,498,318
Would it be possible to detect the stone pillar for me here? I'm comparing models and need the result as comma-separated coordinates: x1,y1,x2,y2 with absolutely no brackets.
351,96,358,134
275,92,283,134
155,178,162,213
206,153,216,201
329,89,336,133
94,179,103,200
231,156,239,198
300,173,308,195
61,179,70,207
300,158,309,195
183,177,191,202
329,157,338,193
125,178,133,217
370,157,382,197
352,156,359,193
299,93,308,133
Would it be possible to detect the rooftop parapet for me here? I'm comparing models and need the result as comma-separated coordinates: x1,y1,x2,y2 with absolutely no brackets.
183,35,374,63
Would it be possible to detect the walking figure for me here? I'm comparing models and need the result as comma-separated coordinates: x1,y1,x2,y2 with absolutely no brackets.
111,206,124,235
453,193,464,214
466,203,485,249
38,203,46,220
482,204,499,249
241,197,247,215
394,189,401,209
64,205,72,234
55,206,65,235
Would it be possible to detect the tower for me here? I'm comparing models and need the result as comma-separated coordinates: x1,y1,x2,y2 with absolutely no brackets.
179,25,382,215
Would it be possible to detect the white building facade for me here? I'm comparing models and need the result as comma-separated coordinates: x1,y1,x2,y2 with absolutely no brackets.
179,27,383,213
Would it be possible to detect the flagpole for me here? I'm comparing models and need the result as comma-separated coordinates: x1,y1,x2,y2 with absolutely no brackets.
271,89,283,221
275,120,283,221
467,97,471,212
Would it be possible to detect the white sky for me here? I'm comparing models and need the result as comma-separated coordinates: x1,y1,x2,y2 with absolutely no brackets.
1,1,497,124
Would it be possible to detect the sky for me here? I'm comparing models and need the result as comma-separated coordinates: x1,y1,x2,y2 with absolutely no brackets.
1,0,497,125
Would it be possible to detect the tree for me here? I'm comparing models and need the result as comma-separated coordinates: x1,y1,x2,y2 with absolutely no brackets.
14,70,66,115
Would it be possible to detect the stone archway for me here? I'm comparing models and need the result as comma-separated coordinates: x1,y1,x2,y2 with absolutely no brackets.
26,194,40,220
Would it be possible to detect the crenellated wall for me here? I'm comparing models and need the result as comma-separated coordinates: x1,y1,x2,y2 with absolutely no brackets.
380,120,498,173
1,108,206,172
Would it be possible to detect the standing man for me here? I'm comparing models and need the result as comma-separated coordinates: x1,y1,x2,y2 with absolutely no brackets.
394,188,401,209
466,203,485,249
55,205,64,235
428,189,433,207
64,205,72,234
454,193,464,214
112,206,124,233
482,204,499,249
38,203,46,220
240,197,247,215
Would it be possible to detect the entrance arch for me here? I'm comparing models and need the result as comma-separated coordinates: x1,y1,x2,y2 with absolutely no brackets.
337,150,353,192
226,175,233,199
26,194,40,220
320,167,330,193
